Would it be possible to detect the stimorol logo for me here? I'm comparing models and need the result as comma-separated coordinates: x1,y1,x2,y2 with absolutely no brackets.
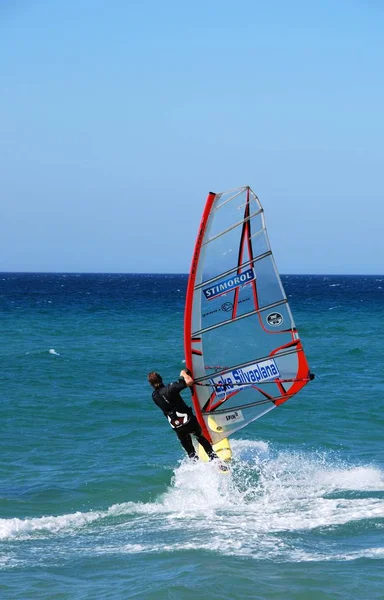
203,268,255,300
209,359,280,398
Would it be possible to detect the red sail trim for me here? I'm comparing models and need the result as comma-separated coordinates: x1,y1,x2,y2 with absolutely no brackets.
271,339,300,353
203,389,217,412
231,188,260,319
245,188,259,312
232,194,249,320
192,349,203,356
207,389,240,412
255,386,275,400
272,391,299,406
184,192,217,441
269,339,300,399
276,381,287,396
271,339,311,406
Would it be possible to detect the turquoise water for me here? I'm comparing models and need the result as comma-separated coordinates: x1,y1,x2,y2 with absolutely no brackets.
1,273,383,599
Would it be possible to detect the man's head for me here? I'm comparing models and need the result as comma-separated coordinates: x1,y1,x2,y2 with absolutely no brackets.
147,371,163,389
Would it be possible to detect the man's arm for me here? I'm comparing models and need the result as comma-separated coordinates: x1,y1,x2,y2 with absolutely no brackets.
180,369,194,387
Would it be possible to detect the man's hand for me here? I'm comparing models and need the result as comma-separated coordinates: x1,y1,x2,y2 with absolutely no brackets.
180,369,194,387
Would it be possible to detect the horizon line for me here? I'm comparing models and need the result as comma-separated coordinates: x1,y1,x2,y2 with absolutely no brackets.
1,271,383,277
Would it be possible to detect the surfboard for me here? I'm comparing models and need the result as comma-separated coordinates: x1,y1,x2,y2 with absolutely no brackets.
184,186,313,467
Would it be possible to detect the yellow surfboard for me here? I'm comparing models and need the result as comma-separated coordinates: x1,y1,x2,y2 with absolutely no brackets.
197,416,232,471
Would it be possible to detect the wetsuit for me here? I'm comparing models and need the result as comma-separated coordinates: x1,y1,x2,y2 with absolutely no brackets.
152,378,217,460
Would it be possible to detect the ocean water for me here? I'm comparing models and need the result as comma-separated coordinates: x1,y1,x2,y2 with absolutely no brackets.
1,273,383,600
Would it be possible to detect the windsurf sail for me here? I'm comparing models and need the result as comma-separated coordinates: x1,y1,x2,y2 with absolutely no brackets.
184,186,313,450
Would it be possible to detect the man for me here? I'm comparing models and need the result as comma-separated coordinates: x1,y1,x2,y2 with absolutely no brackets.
147,368,218,461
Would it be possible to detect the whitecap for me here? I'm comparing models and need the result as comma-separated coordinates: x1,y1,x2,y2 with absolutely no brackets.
3,441,383,564
0,510,102,541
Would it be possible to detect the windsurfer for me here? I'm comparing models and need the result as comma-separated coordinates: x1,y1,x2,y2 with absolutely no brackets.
147,369,218,461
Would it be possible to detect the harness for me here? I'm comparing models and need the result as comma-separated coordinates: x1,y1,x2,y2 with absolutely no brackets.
159,389,190,430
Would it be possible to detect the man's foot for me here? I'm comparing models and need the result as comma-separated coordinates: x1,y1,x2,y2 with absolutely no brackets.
208,452,230,473
188,453,199,462
218,462,230,473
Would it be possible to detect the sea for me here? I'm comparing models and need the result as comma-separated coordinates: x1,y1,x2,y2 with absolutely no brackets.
1,273,383,600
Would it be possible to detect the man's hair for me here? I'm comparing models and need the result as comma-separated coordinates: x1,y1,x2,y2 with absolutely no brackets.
147,371,163,389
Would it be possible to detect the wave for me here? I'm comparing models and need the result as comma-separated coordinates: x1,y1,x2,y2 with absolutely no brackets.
24,348,60,357
1,441,383,563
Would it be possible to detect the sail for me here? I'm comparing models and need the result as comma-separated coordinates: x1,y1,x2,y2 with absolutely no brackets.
184,186,313,445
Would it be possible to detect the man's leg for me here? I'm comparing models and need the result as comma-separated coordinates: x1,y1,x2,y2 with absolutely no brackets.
175,429,198,459
188,417,218,460
194,432,218,460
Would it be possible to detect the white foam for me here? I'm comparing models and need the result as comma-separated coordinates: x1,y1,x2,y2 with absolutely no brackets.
49,349,60,356
317,466,384,491
283,546,384,562
2,441,383,563
232,438,270,455
0,510,102,540
109,442,384,533
92,543,147,555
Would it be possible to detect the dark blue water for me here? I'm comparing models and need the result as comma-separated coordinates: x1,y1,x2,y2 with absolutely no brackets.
1,273,383,599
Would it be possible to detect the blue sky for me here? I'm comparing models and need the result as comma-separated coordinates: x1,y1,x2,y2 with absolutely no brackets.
1,0,383,274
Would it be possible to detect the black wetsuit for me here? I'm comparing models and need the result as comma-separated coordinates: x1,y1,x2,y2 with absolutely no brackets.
152,378,217,460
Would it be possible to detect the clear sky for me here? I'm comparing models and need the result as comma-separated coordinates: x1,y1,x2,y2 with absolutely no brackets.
1,0,383,274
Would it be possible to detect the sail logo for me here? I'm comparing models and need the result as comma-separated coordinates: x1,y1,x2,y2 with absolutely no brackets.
224,410,244,424
209,359,280,397
203,268,255,300
267,312,283,326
